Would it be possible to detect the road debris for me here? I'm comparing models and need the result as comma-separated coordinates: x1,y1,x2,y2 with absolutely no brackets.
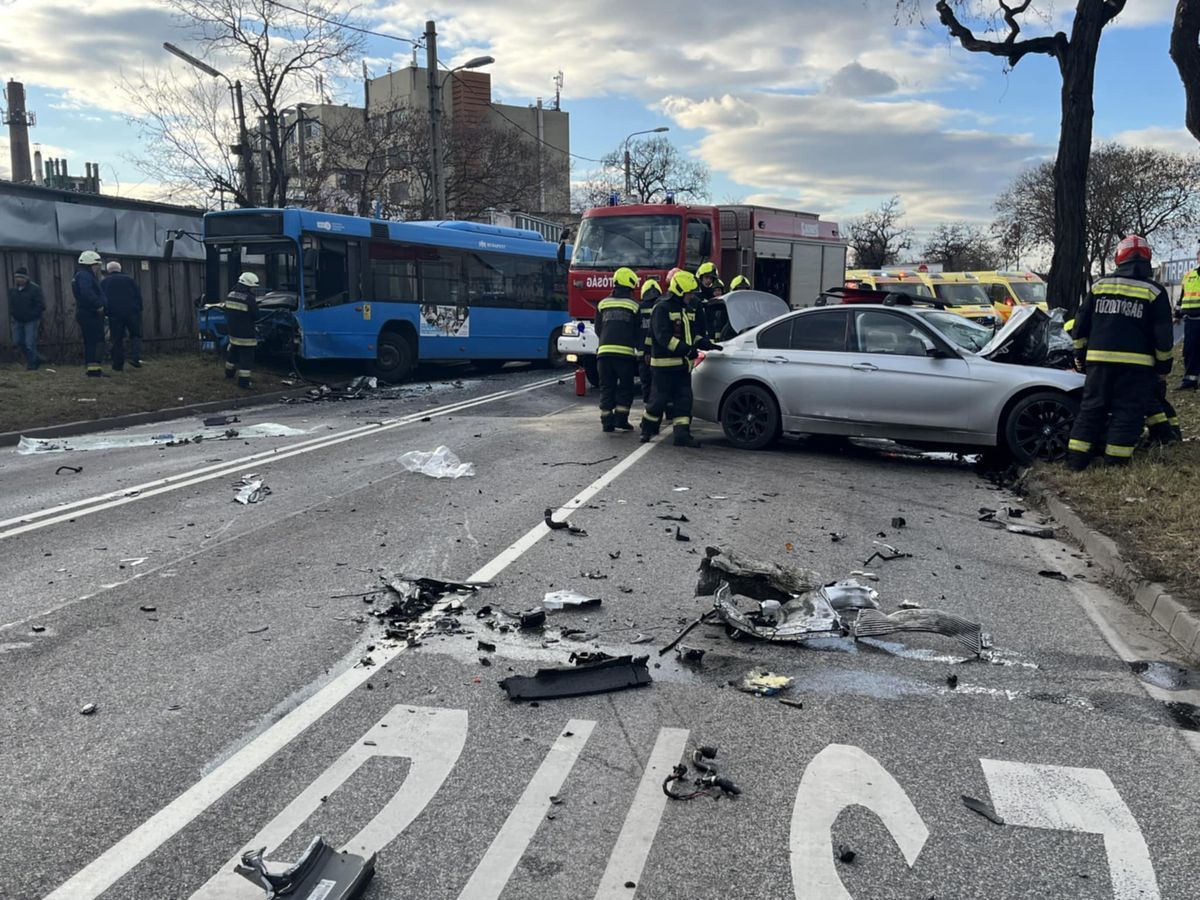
980,507,1055,537
203,415,240,426
849,570,879,581
663,746,741,801
855,608,985,656
500,655,652,701
738,670,794,696
478,640,497,653
630,633,654,644
674,526,690,542
139,605,157,613
544,509,587,535
676,646,706,663
1038,570,1069,581
545,455,618,467
519,609,547,629
836,844,857,864
248,626,269,634
18,423,305,454
821,579,880,612
235,836,375,900
55,465,82,475
31,625,46,633
961,794,1006,825
779,697,805,710
1006,522,1055,538
696,546,822,601
80,703,97,716
891,516,907,528
233,474,271,504
374,573,489,643
398,446,475,478
714,583,843,643
863,541,911,565
1128,661,1197,691
543,590,602,610
658,514,689,522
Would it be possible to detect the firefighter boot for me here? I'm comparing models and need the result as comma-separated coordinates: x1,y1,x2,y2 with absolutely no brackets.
1064,450,1091,472
673,425,701,448
225,363,236,379
614,410,634,431
238,373,253,390
601,411,615,433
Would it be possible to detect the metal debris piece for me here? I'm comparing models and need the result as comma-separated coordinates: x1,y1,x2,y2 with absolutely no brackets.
519,609,547,629
658,514,689,522
663,746,741,801
203,415,240,426
630,633,653,644
820,579,880,612
897,600,923,610
31,624,46,633
544,508,587,535
500,655,652,701
1038,570,1069,581
477,640,496,653
862,541,911,565
248,626,269,634
714,583,843,643
696,546,822,601
139,605,157,613
854,608,984,656
738,670,794,696
830,532,845,543
55,465,82,475
569,650,614,665
543,590,601,610
233,474,271,505
235,836,375,899
849,570,879,581
1008,522,1054,538
80,703,97,716
676,646,705,663
779,697,804,710
674,526,690,542
891,516,907,528
961,794,1005,825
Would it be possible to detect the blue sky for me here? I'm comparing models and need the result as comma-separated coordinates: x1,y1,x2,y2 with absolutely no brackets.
0,0,1193,236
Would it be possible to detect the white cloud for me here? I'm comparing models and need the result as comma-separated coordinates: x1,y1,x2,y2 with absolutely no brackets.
1110,0,1177,28
1109,125,1200,155
0,134,75,181
827,62,899,98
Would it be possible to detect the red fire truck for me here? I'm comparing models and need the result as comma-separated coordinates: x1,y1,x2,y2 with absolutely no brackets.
557,201,846,383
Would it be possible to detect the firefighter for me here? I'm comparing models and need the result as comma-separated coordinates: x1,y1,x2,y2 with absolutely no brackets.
1176,247,1200,390
1065,235,1174,471
72,250,106,377
696,261,724,301
729,274,751,291
640,270,720,447
595,267,642,432
638,277,663,404
223,272,260,389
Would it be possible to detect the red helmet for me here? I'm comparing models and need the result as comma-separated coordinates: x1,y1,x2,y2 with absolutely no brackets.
1114,234,1151,266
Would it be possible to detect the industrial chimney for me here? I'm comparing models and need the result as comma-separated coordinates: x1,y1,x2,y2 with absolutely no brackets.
3,80,35,183
33,146,43,184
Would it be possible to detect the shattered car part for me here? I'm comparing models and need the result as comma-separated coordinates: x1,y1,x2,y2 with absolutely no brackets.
738,670,794,696
233,474,271,505
55,465,82,475
854,608,984,656
543,590,601,610
820,579,880,612
696,546,822,601
544,508,587,535
234,836,375,899
676,645,706,663
863,541,911,565
204,414,240,427
663,745,742,801
397,446,475,478
961,794,1006,825
499,655,652,701
1006,522,1055,538
715,583,844,642
518,609,547,629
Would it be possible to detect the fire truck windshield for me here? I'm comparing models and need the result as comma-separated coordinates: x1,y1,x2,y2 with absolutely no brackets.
570,215,681,270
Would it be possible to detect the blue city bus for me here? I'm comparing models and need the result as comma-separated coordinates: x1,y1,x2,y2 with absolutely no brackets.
199,207,570,381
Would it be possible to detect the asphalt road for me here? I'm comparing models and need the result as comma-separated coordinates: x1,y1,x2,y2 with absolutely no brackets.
2,364,1199,900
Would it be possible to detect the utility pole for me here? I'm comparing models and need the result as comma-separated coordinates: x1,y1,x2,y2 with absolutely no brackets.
425,19,446,219
232,81,256,206
536,97,545,213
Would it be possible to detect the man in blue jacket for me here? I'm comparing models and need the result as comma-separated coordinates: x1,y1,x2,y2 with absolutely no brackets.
72,250,106,377
101,261,144,370
8,266,44,370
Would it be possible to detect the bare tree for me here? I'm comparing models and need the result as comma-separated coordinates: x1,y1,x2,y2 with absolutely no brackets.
125,0,363,208
574,137,710,210
846,195,913,267
900,0,1128,310
922,222,1001,270
1172,0,1200,143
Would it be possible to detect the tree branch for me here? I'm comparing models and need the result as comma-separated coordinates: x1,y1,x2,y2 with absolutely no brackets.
935,0,1065,66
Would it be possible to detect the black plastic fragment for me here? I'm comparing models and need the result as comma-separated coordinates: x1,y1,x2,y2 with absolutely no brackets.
658,514,689,522
478,639,497,653
235,836,375,899
55,465,82,475
1038,570,1069,581
836,844,857,864
961,794,1005,825
891,516,906,528
500,655,652,701
203,415,240,426
674,526,690,542
519,609,546,630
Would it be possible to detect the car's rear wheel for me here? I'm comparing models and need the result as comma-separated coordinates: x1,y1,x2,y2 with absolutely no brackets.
1003,391,1078,464
721,384,780,450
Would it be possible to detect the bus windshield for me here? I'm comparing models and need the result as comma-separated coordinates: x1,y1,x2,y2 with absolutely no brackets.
934,283,992,305
570,215,681,270
1011,281,1047,303
205,240,301,308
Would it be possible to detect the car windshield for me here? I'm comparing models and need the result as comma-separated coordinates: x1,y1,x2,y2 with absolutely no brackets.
914,309,994,352
570,215,681,270
934,283,992,305
205,239,300,307
1011,281,1047,303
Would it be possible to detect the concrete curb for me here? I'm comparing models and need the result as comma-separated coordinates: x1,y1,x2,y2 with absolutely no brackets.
1035,487,1200,662
0,388,300,448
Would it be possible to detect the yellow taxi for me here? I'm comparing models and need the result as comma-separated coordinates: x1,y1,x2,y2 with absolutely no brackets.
967,271,1049,322
845,268,999,326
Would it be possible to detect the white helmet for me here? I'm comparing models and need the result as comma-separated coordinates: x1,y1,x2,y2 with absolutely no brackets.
238,272,260,287
78,250,102,265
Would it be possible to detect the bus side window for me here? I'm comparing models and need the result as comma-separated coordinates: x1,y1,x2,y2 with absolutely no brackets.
368,241,417,302
419,249,464,307
305,237,355,309
685,217,713,270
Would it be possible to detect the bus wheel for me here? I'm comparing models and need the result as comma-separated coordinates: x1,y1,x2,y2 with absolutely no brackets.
372,331,414,383
535,328,568,369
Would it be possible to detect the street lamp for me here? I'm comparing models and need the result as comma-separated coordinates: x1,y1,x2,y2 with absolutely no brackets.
163,42,256,206
623,126,669,202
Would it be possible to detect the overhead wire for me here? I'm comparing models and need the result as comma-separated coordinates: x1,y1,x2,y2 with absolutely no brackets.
261,0,422,45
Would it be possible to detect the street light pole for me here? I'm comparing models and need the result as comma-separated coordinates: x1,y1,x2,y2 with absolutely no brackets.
163,42,256,207
622,126,670,203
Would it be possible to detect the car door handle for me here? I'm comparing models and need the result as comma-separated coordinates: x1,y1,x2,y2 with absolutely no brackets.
850,362,879,372
767,355,788,364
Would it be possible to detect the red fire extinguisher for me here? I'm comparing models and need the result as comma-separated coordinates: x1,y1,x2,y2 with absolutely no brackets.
574,366,587,396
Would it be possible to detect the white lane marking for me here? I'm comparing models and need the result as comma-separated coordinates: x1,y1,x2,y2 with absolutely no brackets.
981,759,1160,900
790,744,928,900
191,706,468,899
456,720,596,900
44,439,656,900
1,377,562,540
593,727,690,899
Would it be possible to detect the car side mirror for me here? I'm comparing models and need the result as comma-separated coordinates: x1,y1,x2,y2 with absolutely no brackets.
925,342,956,359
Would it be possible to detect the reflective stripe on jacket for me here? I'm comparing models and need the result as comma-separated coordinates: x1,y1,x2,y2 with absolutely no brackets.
595,295,641,356
1073,273,1174,373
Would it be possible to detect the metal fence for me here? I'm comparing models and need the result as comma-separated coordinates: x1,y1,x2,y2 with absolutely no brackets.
1,183,205,362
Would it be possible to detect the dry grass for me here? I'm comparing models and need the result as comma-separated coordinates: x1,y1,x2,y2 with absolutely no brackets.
0,352,293,434
1030,354,1200,605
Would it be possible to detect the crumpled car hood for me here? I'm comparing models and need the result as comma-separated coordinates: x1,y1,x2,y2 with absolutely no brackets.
976,305,1073,366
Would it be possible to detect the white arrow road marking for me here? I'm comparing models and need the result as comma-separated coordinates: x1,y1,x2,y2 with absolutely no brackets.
981,759,1160,899
456,720,596,900
593,727,690,899
790,744,929,899
189,705,468,899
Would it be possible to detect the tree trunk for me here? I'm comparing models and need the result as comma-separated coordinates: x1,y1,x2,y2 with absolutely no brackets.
1047,3,1108,313
1172,0,1200,143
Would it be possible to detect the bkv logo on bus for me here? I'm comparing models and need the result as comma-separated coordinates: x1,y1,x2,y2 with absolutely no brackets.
585,275,614,289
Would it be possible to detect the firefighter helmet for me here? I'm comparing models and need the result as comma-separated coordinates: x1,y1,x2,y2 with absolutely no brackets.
669,270,699,297
613,267,640,290
1114,235,1151,266
729,275,751,291
78,250,102,265
640,278,662,300
666,267,683,284
696,261,718,278
238,272,260,287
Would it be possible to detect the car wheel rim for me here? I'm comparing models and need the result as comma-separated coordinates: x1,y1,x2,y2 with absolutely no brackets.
726,392,770,443
1013,399,1073,461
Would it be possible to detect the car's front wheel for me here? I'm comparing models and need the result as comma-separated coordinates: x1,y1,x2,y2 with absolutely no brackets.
721,383,780,450
1002,391,1078,464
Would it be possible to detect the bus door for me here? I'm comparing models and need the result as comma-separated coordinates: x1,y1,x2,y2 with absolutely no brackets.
299,235,367,359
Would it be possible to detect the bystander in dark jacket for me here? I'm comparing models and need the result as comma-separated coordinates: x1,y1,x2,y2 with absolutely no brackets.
8,267,44,370
101,261,144,370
